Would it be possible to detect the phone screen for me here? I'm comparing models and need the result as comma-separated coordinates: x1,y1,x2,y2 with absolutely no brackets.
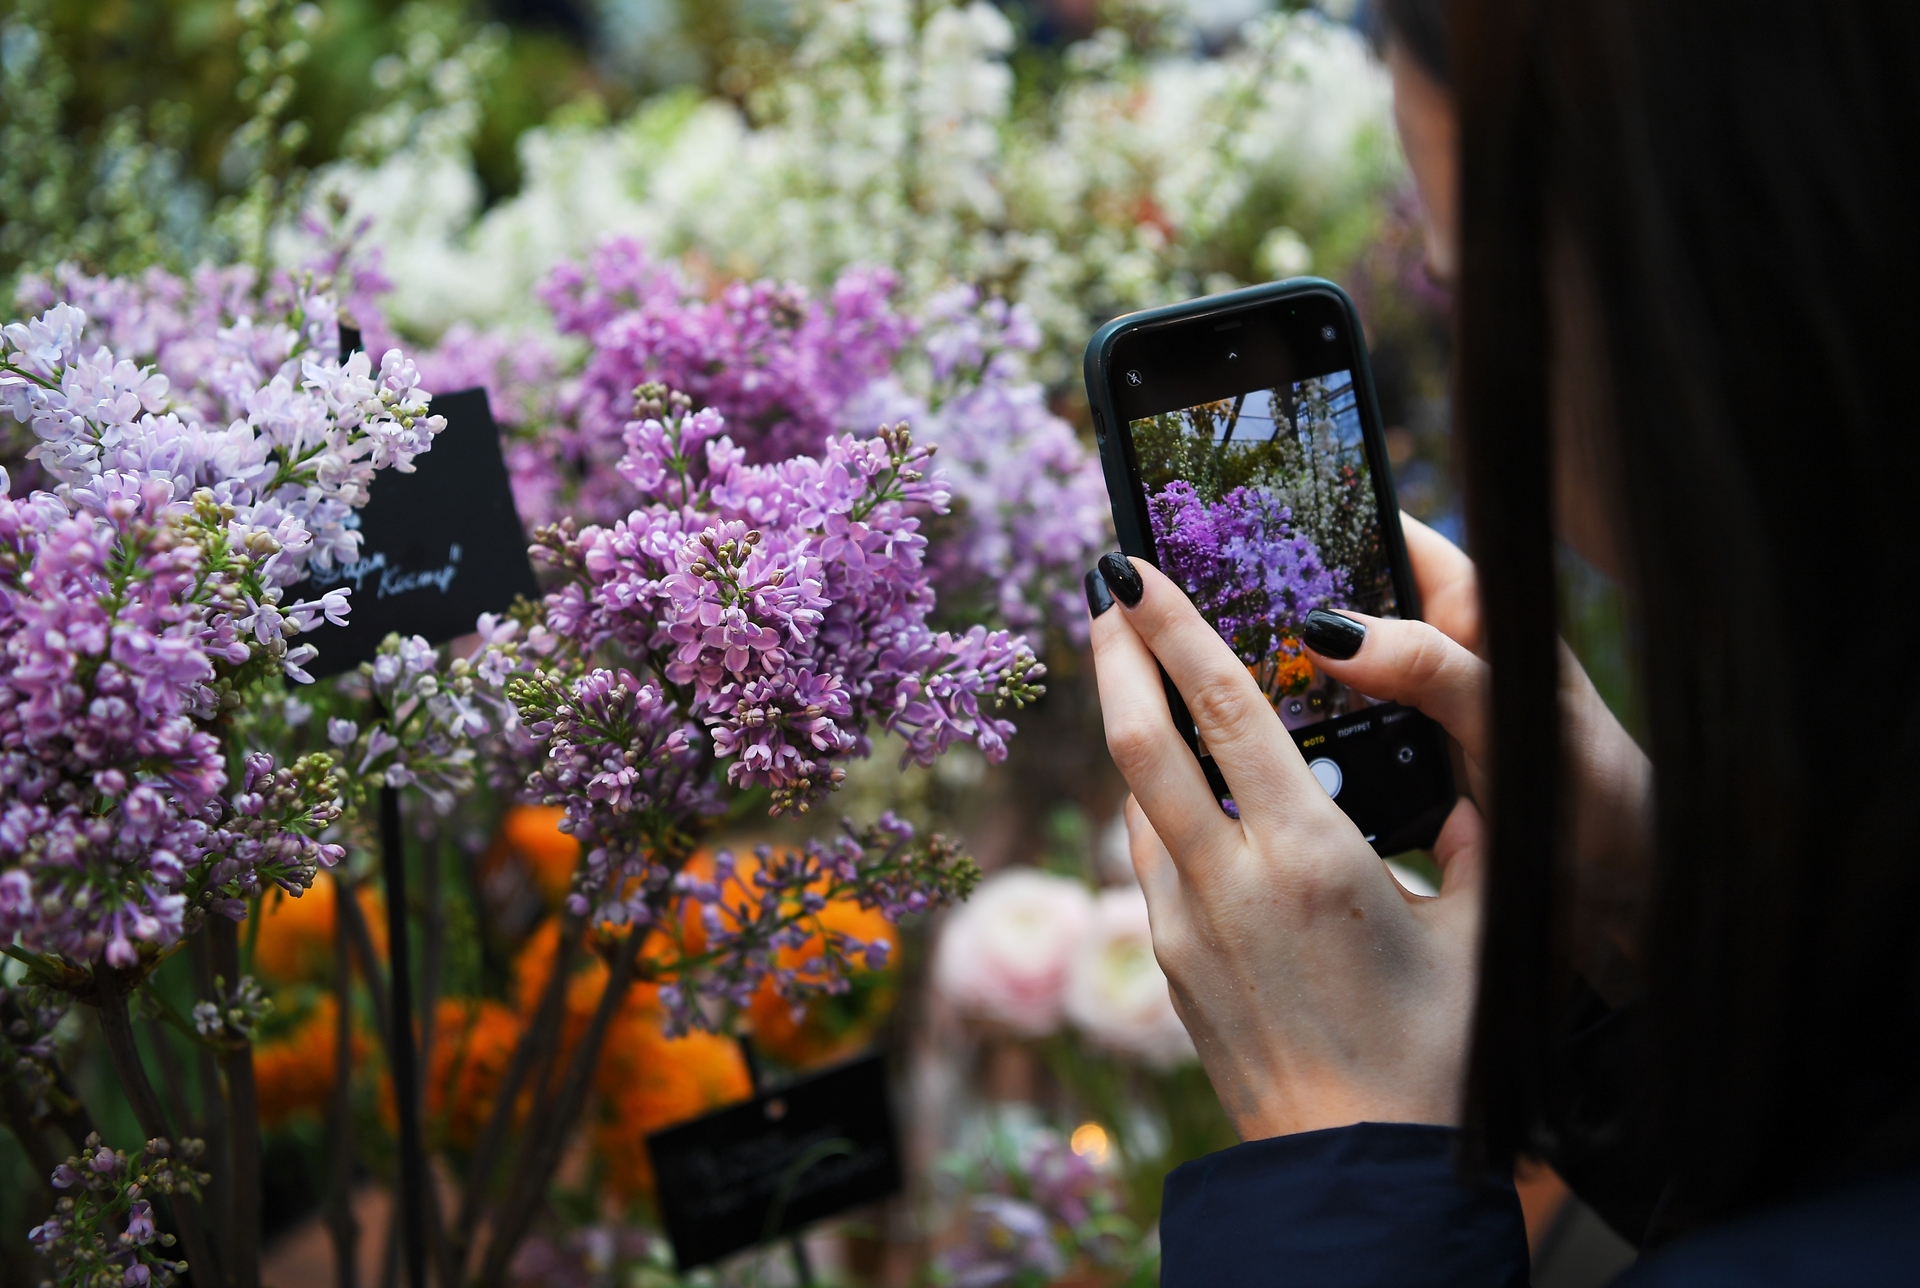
1117,349,1452,851
1128,368,1396,736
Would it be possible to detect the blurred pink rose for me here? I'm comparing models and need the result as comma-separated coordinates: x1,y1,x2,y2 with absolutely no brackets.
935,869,1094,1036
1063,886,1195,1069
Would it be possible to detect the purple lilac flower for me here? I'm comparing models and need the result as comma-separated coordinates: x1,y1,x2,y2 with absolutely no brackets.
30,1134,206,1288
534,388,1042,821
828,283,1112,640
511,386,1014,1029
1148,479,1349,666
0,271,438,966
498,238,909,529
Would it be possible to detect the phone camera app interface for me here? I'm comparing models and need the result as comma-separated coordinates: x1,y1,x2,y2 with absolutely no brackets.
1130,369,1394,727
1127,365,1449,849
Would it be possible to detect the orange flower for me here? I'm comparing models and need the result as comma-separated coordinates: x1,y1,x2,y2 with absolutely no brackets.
504,913,752,1201
252,881,385,986
1272,648,1316,697
746,893,898,1070
424,998,525,1150
483,805,581,913
592,1009,751,1202
253,998,370,1129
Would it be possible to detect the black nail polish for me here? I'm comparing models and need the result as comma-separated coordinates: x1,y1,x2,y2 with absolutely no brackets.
1097,552,1143,607
1300,609,1365,659
1084,566,1115,618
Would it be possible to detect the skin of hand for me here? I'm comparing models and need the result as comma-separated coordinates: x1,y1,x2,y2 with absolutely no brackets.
1092,556,1488,1140
1096,521,1654,1139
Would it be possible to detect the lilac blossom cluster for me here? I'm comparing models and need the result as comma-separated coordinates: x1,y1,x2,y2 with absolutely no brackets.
0,271,445,969
29,1134,208,1288
0,475,345,966
845,285,1112,640
503,238,910,528
529,386,1044,810
506,385,1035,1027
0,280,447,682
1147,479,1350,666
438,242,1108,638
324,630,518,816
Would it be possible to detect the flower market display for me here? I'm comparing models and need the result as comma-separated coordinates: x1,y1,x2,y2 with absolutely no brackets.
0,1,1456,1284
301,0,1400,387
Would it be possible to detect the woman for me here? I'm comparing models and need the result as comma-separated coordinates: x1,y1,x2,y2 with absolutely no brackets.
1083,0,1920,1282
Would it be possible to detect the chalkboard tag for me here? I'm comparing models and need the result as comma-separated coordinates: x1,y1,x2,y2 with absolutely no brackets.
646,1052,901,1271
286,387,539,678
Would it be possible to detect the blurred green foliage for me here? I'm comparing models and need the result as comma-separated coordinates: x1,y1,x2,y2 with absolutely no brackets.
0,0,615,295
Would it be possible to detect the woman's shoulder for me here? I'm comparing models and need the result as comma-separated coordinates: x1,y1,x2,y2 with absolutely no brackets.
1619,1165,1920,1287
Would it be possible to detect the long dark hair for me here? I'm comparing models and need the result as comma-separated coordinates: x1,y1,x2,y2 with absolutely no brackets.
1453,0,1920,1226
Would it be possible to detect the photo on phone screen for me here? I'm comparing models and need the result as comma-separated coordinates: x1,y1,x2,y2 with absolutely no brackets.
1128,368,1397,740
1089,282,1454,853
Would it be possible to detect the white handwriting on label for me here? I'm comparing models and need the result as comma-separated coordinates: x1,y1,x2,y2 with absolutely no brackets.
310,544,462,599
377,543,462,599
310,551,387,594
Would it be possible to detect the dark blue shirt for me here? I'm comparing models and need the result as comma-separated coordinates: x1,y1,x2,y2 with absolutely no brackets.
1159,1122,1920,1286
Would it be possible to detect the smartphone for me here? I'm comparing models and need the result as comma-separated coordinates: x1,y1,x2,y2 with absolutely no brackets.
1084,279,1455,855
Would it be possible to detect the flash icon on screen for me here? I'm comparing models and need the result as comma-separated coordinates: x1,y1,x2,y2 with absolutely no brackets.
1126,370,1143,386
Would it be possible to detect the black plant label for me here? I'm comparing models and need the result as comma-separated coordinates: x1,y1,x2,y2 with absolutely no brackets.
289,387,539,678
646,1052,902,1270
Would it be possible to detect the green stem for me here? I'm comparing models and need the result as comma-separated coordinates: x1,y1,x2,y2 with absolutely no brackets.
210,918,263,1288
476,923,649,1288
324,871,360,1288
95,969,224,1288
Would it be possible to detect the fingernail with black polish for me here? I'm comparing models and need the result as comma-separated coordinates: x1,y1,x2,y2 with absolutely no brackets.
1300,609,1366,659
1097,551,1143,607
1084,566,1115,618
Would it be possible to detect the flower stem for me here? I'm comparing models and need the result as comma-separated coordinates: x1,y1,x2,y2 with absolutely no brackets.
475,923,648,1288
189,932,235,1273
325,871,360,1288
379,785,429,1288
94,968,224,1288
211,917,263,1288
451,915,582,1269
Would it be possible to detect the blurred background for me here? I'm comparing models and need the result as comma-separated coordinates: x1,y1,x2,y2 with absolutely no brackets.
0,1,1636,1284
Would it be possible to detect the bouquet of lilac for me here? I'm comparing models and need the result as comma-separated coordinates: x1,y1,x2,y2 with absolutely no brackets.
422,239,1109,641
442,386,1043,1280
0,285,442,966
512,384,1042,1005
0,274,444,1287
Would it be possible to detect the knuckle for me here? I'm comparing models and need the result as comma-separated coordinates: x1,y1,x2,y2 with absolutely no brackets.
1182,673,1260,743
1104,718,1163,778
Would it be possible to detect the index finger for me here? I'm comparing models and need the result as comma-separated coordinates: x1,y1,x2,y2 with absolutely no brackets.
1088,579,1242,871
1106,557,1345,838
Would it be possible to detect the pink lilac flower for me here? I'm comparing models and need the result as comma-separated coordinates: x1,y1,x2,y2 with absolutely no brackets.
842,284,1111,640
0,272,441,966
501,239,909,529
510,385,1027,1029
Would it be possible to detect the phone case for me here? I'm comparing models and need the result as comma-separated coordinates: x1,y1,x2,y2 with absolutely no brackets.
1083,278,1453,853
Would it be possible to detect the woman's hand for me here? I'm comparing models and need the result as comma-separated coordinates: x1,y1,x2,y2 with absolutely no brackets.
1087,517,1655,1145
1089,553,1491,1141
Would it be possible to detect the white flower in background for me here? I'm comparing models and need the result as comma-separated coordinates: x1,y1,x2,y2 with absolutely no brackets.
1064,885,1195,1069
935,868,1094,1036
293,2,1397,385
